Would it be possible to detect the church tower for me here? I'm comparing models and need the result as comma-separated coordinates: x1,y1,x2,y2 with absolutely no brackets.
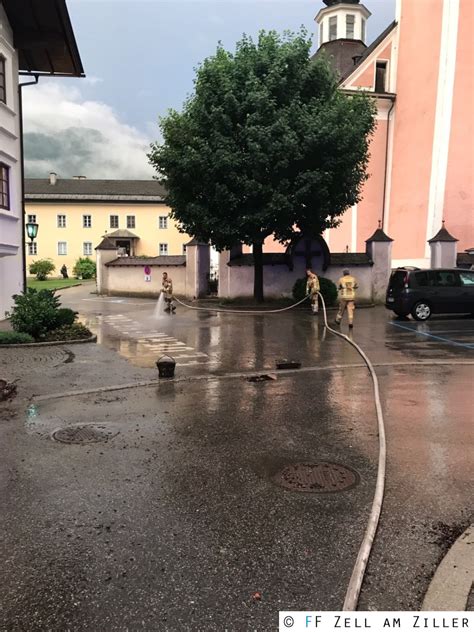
315,0,371,48
313,0,371,79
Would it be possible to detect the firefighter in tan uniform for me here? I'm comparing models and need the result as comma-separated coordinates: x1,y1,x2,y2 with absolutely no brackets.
162,272,176,313
306,269,320,314
335,269,358,328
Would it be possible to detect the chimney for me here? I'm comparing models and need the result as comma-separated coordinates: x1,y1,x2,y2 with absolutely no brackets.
49,172,57,185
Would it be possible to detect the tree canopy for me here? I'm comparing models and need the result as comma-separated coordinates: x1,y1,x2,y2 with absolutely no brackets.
149,30,376,301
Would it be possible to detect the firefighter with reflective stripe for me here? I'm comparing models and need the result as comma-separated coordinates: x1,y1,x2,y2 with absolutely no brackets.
162,272,176,313
306,268,320,315
335,269,358,328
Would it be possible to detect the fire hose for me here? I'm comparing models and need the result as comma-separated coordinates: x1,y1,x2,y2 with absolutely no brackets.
171,292,387,610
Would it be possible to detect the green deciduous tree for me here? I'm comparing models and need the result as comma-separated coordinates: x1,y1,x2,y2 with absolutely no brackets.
149,30,376,302
29,258,55,281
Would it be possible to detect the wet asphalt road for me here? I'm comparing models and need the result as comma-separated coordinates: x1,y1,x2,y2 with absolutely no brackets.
0,286,473,630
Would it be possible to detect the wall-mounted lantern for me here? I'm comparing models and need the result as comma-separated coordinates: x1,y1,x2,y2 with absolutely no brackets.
26,221,39,242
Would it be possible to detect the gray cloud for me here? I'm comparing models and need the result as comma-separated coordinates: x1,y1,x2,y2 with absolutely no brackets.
23,82,155,179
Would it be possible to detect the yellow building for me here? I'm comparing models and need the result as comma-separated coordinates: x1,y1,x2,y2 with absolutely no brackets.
25,173,191,275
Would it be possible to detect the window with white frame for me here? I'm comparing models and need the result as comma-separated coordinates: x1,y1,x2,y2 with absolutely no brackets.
0,163,10,210
27,214,37,224
110,215,119,229
346,14,355,38
57,214,66,228
58,241,67,255
159,243,168,255
83,242,93,256
83,214,92,228
361,18,366,42
28,242,37,256
126,215,135,229
320,22,323,44
158,215,168,229
329,16,337,41
0,56,6,104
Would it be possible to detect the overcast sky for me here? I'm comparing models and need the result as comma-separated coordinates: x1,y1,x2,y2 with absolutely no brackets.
23,0,396,179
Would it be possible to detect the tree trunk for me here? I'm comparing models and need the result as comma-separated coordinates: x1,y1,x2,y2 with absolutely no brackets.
253,241,264,303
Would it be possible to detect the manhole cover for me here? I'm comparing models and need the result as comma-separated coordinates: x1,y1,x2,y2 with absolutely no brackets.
52,425,117,445
274,462,359,493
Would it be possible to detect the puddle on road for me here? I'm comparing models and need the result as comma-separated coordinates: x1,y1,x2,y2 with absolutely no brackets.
78,312,210,369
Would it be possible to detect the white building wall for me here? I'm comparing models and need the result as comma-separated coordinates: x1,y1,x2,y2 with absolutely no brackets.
0,5,23,319
219,260,374,302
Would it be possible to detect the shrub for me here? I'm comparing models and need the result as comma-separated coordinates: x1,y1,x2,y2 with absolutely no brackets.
73,258,96,279
29,258,56,281
55,308,78,327
9,288,61,339
292,275,338,307
43,324,93,342
0,331,35,345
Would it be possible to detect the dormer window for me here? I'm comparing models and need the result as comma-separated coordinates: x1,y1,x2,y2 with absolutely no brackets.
346,14,355,38
329,16,338,41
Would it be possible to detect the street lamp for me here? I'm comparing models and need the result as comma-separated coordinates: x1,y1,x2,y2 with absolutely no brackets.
26,221,38,242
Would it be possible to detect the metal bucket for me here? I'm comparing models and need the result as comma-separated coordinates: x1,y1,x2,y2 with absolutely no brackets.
156,355,176,379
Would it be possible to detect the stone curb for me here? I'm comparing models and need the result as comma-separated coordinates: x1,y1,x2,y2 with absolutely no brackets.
0,335,97,348
27,282,84,290
422,524,474,611
32,359,474,403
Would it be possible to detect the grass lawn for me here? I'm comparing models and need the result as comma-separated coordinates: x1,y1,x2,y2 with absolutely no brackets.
27,278,86,291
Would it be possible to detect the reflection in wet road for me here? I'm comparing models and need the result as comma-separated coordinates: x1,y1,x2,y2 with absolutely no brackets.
64,290,474,374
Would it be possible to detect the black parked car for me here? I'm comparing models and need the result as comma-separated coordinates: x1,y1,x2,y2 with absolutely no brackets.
386,267,474,320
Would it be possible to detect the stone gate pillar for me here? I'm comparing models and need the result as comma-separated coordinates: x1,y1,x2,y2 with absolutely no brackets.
428,222,458,268
366,224,393,303
185,238,211,299
95,237,119,295
218,244,242,298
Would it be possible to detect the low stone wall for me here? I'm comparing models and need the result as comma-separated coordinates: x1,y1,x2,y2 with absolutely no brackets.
219,257,374,301
106,263,187,298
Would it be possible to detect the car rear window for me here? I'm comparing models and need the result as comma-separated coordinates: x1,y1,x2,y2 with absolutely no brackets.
390,270,406,289
460,271,474,286
414,271,429,286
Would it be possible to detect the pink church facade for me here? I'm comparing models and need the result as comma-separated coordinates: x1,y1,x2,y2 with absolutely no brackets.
321,0,473,267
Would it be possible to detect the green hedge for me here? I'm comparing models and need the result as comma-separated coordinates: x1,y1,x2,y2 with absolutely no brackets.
55,308,78,327
292,276,338,307
9,288,61,339
73,258,96,279
0,331,35,345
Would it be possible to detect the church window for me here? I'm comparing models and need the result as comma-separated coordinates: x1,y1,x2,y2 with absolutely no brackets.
361,18,366,42
329,16,337,41
375,61,388,93
346,14,355,39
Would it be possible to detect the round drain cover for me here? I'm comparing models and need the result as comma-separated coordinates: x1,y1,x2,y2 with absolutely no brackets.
52,425,117,445
274,462,359,493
